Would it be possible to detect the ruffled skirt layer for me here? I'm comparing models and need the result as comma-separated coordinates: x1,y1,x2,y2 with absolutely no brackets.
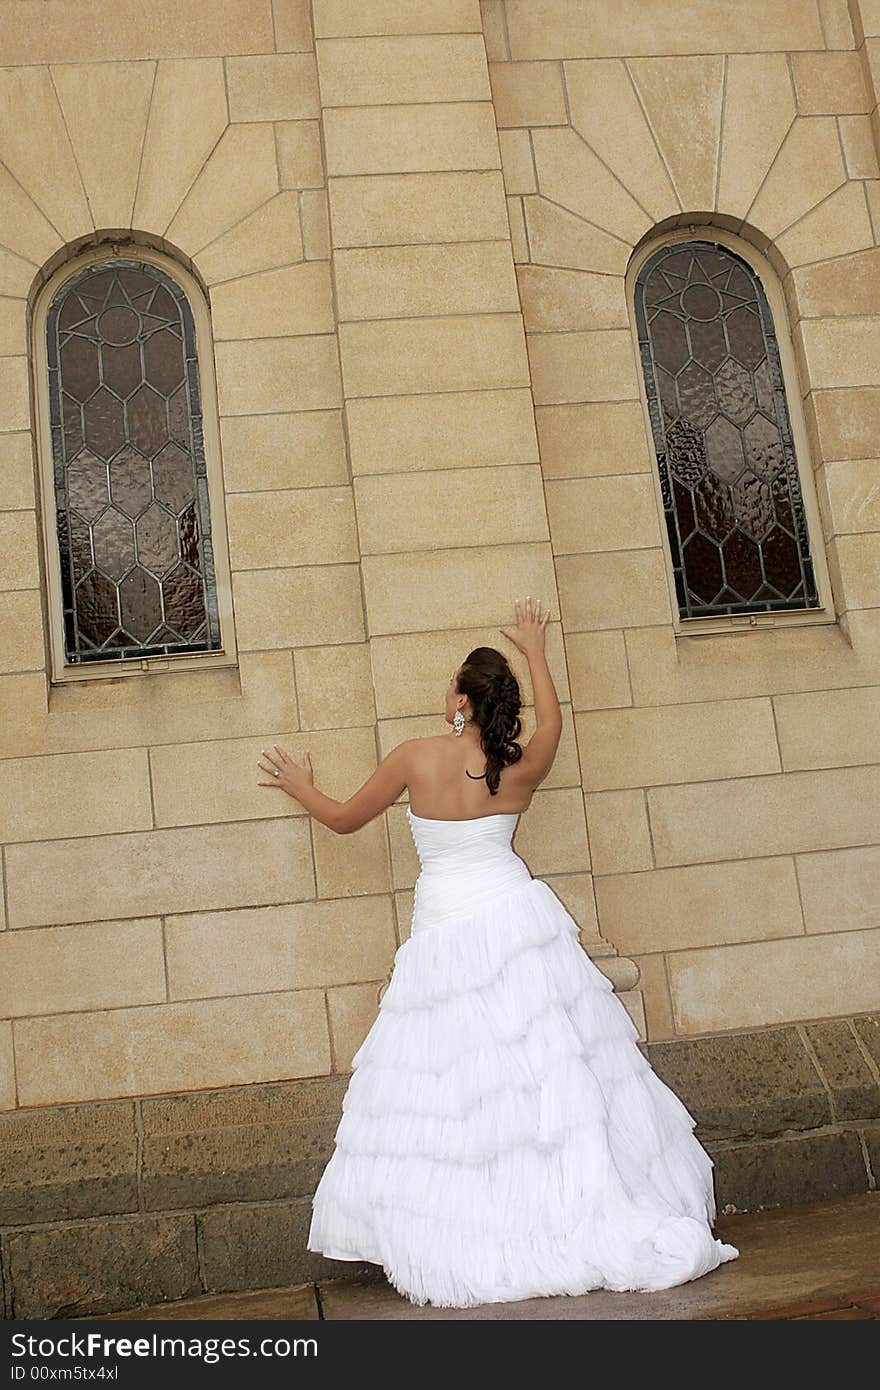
307,876,739,1308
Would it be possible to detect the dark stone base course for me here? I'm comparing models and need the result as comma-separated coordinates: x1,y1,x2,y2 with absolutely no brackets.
1,1013,877,1319
5,1216,202,1322
711,1128,875,1213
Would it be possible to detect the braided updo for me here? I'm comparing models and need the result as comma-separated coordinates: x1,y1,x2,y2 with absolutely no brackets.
454,646,523,795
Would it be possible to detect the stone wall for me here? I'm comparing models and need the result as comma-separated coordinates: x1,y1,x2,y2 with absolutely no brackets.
1,0,634,1122
483,0,880,1036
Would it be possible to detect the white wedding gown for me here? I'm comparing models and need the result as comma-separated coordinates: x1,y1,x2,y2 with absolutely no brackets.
307,806,739,1308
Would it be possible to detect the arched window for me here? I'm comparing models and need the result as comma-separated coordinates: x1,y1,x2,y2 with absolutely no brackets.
633,239,819,621
44,257,222,664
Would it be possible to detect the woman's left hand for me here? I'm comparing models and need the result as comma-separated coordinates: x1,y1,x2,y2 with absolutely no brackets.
257,744,314,797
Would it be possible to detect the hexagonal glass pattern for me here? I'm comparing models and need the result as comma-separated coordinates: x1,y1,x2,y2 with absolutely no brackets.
634,241,819,618
46,258,222,662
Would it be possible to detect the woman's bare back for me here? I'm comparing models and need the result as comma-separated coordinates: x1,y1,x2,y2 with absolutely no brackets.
405,734,535,821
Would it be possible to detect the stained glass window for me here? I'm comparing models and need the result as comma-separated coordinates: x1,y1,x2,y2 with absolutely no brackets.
46,258,222,663
634,240,819,620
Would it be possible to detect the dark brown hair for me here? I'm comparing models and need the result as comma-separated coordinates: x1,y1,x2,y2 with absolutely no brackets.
455,646,523,795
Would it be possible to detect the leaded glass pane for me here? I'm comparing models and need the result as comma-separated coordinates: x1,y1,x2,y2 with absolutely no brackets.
46,258,222,662
634,240,819,619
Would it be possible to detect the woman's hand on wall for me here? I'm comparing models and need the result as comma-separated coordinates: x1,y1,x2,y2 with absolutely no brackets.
256,744,314,798
499,595,549,655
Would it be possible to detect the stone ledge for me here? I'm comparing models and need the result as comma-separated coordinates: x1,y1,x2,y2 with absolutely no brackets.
200,1197,378,1295
0,1099,138,1227
0,1076,352,1229
4,1213,201,1321
642,1012,880,1141
709,1126,877,1215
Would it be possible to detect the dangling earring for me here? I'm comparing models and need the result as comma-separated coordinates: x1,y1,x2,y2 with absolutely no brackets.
453,709,465,736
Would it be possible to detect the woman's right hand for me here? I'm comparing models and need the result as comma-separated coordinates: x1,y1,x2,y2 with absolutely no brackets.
499,595,549,654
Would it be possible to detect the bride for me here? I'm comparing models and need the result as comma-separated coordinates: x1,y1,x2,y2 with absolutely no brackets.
257,596,739,1308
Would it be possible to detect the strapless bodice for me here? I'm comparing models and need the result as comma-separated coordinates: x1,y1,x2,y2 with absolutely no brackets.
407,805,533,933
